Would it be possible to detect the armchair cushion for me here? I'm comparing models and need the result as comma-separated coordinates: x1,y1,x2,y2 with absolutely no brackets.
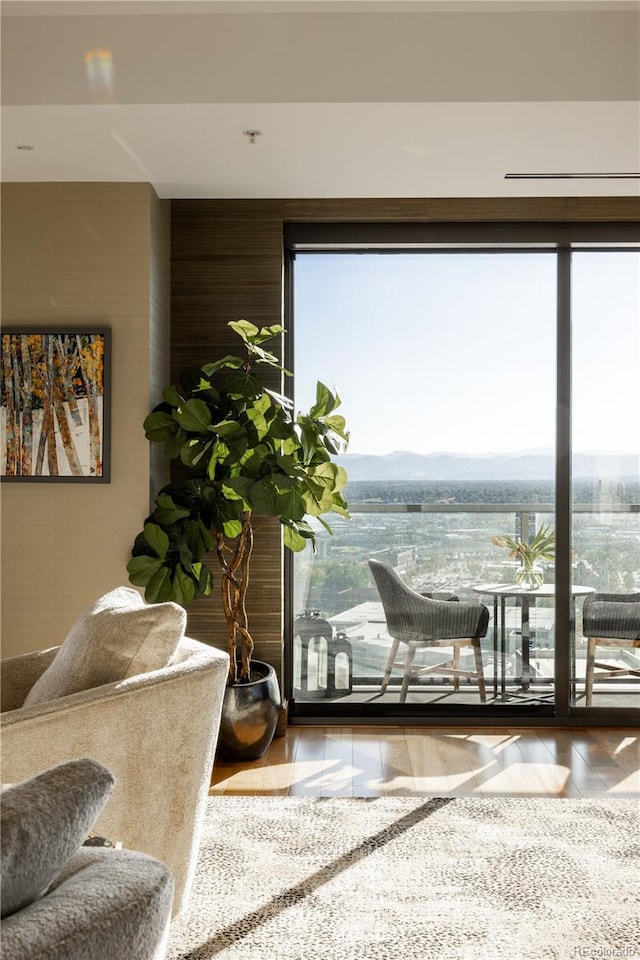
23,587,186,707
1,758,114,919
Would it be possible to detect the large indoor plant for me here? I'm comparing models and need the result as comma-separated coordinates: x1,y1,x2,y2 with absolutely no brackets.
127,319,349,755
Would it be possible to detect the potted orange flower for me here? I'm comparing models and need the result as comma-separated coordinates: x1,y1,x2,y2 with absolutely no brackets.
491,522,555,590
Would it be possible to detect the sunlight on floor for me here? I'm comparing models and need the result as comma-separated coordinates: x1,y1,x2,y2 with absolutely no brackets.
211,728,640,799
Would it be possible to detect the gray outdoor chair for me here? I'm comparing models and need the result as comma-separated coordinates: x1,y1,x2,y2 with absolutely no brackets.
368,559,489,703
582,592,640,706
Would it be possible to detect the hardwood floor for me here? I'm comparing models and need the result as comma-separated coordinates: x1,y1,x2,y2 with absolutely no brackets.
211,726,640,799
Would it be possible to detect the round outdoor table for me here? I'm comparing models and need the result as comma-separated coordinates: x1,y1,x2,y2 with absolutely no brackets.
472,583,595,701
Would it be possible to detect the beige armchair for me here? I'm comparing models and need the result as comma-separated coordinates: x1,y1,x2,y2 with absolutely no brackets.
1,636,228,918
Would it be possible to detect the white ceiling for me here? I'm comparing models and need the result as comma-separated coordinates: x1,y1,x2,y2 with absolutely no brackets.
2,0,639,199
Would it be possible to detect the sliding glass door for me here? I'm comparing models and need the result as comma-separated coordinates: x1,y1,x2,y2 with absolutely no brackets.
571,250,640,710
286,235,639,723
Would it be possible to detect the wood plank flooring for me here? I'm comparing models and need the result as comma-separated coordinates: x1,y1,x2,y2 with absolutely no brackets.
211,727,640,799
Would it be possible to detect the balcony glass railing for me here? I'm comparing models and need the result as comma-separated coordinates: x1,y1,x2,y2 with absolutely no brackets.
292,503,640,709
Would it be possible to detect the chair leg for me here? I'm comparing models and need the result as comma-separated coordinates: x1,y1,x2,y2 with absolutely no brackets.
453,645,460,692
472,638,487,703
399,643,417,703
585,636,596,707
380,637,401,695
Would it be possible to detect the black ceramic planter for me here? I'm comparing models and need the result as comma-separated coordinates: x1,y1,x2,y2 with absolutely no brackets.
217,660,281,761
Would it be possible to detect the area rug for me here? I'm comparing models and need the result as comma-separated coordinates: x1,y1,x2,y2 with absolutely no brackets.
167,796,639,960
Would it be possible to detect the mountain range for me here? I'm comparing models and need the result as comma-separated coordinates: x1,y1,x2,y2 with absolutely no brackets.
336,450,639,482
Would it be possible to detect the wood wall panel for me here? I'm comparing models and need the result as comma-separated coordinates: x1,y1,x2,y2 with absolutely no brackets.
170,195,639,679
171,203,285,672
281,197,640,222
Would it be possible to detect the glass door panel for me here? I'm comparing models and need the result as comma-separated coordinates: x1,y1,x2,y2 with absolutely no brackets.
291,251,557,714
571,251,640,710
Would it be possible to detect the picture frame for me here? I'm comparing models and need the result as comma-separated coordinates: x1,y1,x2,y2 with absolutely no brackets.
1,327,111,482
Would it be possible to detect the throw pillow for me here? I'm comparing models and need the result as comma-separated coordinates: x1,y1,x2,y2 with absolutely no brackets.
23,586,186,706
0,757,115,918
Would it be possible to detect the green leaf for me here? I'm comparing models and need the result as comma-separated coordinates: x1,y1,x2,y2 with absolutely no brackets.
316,515,334,536
145,566,174,603
283,524,308,552
211,419,243,438
162,385,184,408
194,379,221,405
181,437,213,469
302,482,334,516
222,476,253,502
174,398,213,434
152,493,191,526
236,321,284,346
249,477,283,515
185,519,215,559
178,537,194,570
206,441,222,480
143,522,169,558
194,563,214,596
227,373,261,400
300,423,317,463
248,342,278,362
309,382,334,418
322,414,349,442
292,518,316,537
144,410,179,443
127,555,164,587
173,565,196,603
245,407,268,439
274,486,305,521
162,428,187,460
330,495,351,519
221,517,243,538
253,392,272,415
212,424,248,461
201,356,244,376
228,319,260,343
307,462,348,494
265,388,294,411
131,530,152,558
309,461,339,486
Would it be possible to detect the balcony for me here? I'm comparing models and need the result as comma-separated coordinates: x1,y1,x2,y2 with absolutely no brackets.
293,502,640,710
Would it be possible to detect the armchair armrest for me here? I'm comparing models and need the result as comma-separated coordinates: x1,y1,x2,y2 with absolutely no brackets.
1,848,173,960
413,594,489,641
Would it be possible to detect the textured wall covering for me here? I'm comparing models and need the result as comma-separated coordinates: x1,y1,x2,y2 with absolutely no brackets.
1,183,170,658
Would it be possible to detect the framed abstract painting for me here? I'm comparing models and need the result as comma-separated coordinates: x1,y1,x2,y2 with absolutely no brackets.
1,328,111,482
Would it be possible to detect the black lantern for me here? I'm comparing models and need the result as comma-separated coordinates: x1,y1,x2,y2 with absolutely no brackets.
293,612,353,700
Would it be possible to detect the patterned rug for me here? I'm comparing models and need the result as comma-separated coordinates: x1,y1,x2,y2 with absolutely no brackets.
167,796,639,960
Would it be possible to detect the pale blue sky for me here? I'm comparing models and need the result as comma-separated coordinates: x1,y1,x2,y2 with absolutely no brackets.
293,250,639,457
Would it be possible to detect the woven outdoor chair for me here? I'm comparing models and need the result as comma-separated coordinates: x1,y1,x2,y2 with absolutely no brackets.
582,592,640,706
368,559,489,703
